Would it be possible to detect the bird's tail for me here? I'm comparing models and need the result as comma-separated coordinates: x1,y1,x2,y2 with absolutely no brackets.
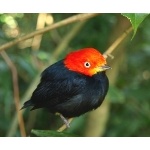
20,100,34,110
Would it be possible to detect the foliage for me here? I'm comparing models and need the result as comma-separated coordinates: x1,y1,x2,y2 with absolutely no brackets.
122,13,149,38
31,129,77,137
0,13,150,137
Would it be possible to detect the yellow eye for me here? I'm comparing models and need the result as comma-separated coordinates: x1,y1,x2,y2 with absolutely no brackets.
84,62,91,68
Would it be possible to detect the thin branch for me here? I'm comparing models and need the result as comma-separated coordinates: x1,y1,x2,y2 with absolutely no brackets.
1,51,26,137
103,26,133,58
57,118,73,132
32,13,51,51
0,13,98,52
31,13,51,70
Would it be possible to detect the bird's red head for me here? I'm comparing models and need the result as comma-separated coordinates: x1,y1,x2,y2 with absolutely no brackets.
64,48,111,76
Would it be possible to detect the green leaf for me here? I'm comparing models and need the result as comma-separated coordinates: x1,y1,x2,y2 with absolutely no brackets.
31,129,77,137
122,13,149,38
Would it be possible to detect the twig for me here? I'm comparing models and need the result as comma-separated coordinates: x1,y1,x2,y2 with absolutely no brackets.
0,13,98,52
103,27,133,58
6,75,40,136
57,118,73,132
7,21,86,136
1,51,26,137
31,13,49,51
31,13,52,70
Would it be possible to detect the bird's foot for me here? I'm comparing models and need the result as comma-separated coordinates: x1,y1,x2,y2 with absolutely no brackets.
59,114,70,128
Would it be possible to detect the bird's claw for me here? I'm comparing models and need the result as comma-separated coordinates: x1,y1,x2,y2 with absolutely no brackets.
60,114,70,128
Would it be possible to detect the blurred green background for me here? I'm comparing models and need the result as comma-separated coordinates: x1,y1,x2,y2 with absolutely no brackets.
0,13,149,137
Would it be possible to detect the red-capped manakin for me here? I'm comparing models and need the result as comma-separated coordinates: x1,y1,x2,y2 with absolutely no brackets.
21,48,111,127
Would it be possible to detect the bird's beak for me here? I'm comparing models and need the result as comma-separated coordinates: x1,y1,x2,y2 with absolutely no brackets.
99,65,111,72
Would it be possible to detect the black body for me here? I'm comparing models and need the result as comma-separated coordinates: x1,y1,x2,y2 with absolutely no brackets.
22,60,109,118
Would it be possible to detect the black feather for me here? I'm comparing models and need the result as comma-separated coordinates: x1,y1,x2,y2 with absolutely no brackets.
20,100,34,110
21,60,109,118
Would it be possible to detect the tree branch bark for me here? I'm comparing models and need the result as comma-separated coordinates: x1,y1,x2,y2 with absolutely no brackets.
104,26,133,58
1,51,26,137
0,13,98,52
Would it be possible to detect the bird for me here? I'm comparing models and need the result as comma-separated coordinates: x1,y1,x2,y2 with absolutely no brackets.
21,48,111,128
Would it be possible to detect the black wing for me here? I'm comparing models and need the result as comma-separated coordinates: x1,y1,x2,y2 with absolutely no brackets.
29,60,86,110
23,60,109,118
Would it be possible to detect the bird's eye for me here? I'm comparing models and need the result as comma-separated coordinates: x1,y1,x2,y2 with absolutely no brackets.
84,62,91,68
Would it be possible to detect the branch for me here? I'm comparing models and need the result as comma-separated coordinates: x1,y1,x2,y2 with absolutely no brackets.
1,51,26,137
0,13,98,52
57,118,73,132
103,26,133,58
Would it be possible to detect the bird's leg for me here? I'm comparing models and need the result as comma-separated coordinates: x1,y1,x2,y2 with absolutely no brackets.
59,114,70,128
